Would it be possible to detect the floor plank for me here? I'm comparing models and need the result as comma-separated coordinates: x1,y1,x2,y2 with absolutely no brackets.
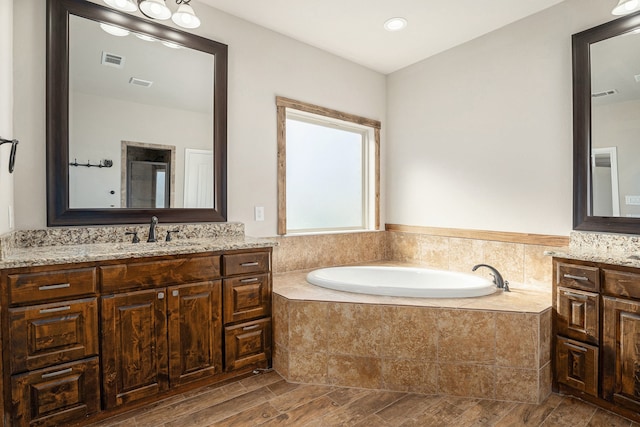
84,372,640,427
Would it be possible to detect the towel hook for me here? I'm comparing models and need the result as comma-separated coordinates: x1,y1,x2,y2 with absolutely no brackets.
0,137,19,173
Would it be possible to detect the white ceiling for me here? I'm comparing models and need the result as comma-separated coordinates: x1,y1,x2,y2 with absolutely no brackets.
197,0,566,74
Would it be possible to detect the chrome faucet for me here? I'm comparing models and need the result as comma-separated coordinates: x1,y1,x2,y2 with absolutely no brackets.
147,216,158,243
472,264,510,292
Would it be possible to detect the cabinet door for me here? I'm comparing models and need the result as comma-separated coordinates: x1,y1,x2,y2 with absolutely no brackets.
9,297,98,374
556,287,599,345
167,281,222,386
11,357,100,427
223,273,271,324
225,317,272,371
101,289,168,409
556,336,598,396
603,296,640,412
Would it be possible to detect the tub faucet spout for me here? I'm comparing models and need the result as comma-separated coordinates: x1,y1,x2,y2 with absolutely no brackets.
147,216,158,243
472,264,510,292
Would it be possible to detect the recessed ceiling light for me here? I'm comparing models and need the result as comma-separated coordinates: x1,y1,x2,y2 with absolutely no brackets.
384,17,407,32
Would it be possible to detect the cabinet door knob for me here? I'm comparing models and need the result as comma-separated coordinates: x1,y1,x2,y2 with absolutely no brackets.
172,290,179,297
158,292,165,300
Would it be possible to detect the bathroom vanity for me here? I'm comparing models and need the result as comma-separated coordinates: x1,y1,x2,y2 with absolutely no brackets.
552,256,640,422
0,234,273,426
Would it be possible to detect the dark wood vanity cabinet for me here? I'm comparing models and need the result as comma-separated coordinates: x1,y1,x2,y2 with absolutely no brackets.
553,258,640,421
0,247,272,426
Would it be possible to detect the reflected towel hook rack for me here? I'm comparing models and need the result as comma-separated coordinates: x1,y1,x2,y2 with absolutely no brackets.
69,159,113,168
0,137,19,173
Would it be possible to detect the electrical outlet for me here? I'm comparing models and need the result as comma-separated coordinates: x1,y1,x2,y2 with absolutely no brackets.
255,206,265,221
626,195,640,205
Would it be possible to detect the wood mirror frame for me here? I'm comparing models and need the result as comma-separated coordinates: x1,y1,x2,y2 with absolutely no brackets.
573,11,640,234
46,0,227,226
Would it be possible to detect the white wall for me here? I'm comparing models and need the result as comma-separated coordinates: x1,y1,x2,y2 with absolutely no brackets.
12,0,386,236
386,0,616,236
0,0,14,234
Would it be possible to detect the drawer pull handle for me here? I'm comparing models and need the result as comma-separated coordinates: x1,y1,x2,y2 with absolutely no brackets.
41,368,73,379
563,291,588,301
38,283,71,291
240,278,259,283
564,342,588,353
242,324,261,331
563,274,590,282
240,262,260,267
39,306,71,314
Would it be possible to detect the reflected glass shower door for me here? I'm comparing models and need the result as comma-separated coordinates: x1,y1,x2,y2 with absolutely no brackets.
127,161,170,208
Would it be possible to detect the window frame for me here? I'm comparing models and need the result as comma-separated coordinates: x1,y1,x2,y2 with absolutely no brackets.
276,96,381,235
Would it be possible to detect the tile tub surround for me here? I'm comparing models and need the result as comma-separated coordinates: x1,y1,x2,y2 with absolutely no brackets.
272,269,552,404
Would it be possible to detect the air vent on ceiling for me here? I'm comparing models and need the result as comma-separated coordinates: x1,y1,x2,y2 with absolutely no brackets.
101,51,125,68
591,89,618,98
129,77,153,88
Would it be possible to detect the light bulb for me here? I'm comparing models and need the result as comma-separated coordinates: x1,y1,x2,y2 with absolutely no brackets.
139,0,171,20
384,17,408,32
172,4,201,29
104,0,138,12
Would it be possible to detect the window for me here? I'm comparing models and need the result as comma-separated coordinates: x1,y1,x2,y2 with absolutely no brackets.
276,97,380,235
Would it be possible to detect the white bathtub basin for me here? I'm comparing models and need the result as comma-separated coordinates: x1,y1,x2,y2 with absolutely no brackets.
306,265,496,298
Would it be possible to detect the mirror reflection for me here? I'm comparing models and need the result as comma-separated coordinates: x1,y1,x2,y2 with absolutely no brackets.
68,14,214,209
590,30,640,218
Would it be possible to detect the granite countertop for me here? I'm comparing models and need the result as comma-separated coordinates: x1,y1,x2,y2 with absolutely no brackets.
0,236,277,269
545,248,640,269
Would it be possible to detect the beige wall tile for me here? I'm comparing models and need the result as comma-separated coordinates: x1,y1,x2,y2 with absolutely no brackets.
496,312,539,369
539,309,552,368
381,359,437,394
481,241,525,284
381,306,437,360
448,237,485,273
272,343,289,379
495,367,539,403
386,232,421,262
272,294,289,348
438,363,496,399
538,362,552,404
289,351,329,384
289,301,328,353
328,355,382,388
418,235,450,269
524,245,554,286
327,303,383,356
438,310,496,363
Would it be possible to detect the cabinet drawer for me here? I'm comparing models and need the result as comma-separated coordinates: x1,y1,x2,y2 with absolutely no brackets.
555,261,599,292
9,297,99,374
8,267,97,305
223,252,270,276
11,357,100,427
223,273,271,324
556,287,599,345
603,269,640,300
556,336,598,397
224,317,271,371
100,255,221,292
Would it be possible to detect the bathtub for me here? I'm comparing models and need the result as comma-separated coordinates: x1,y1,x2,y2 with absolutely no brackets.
306,265,497,298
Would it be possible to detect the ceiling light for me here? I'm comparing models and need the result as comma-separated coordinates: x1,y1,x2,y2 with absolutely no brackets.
100,23,130,37
172,2,201,29
384,17,408,32
104,0,138,12
612,0,640,15
139,0,171,20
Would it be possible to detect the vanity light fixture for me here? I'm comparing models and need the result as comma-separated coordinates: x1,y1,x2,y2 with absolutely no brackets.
104,0,138,13
137,0,201,28
384,17,408,32
99,23,130,37
612,0,640,15
135,33,158,42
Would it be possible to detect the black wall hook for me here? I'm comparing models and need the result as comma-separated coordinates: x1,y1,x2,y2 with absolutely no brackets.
0,138,18,173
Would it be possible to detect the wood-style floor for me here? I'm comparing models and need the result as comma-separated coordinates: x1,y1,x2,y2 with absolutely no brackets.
87,371,637,427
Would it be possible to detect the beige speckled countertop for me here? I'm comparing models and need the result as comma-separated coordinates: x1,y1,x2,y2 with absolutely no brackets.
544,248,640,269
274,265,551,314
0,236,277,269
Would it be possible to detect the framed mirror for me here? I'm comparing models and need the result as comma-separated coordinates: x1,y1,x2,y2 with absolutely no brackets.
573,10,640,234
47,0,227,226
